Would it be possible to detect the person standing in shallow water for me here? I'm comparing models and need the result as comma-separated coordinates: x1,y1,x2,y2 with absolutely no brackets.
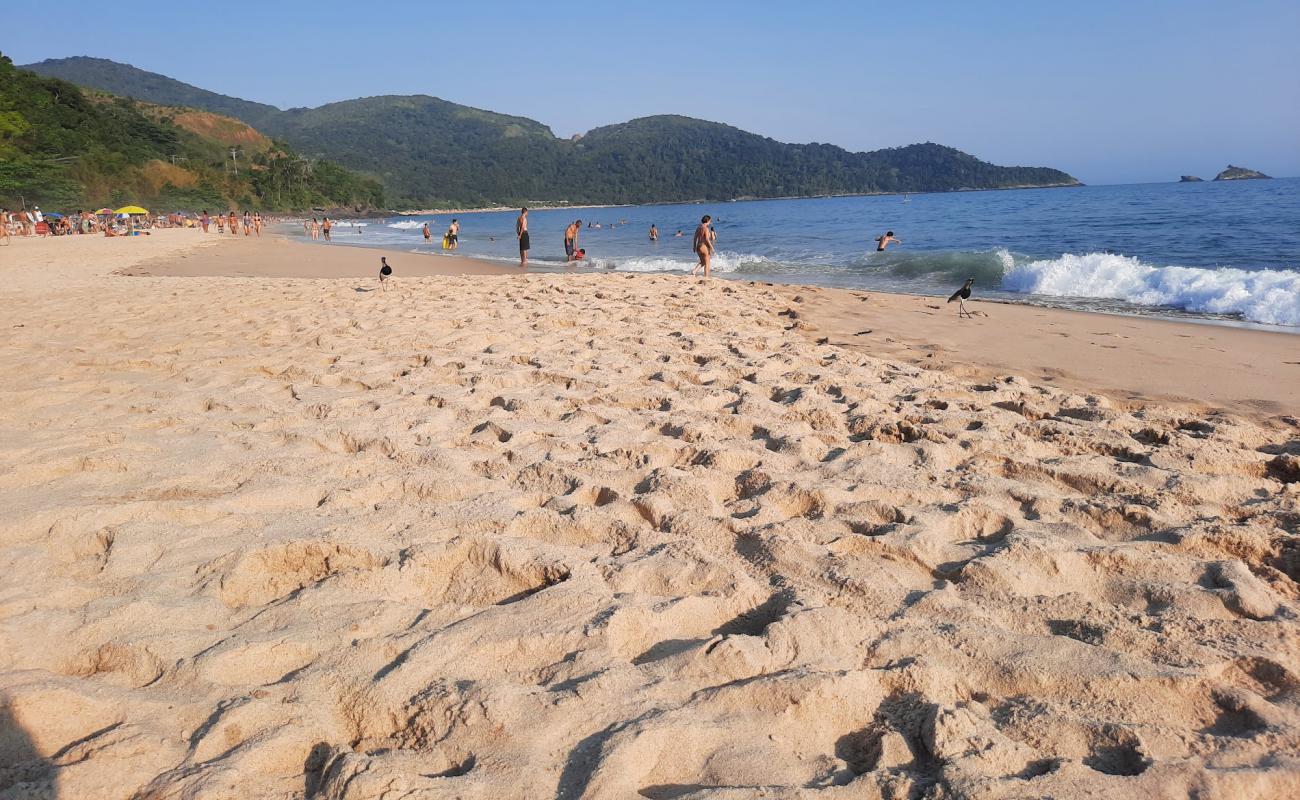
649,224,658,241
516,208,530,268
875,230,902,251
564,219,582,263
691,215,714,277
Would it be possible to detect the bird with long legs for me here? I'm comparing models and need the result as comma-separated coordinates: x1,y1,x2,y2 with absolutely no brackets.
948,277,974,318
379,257,393,291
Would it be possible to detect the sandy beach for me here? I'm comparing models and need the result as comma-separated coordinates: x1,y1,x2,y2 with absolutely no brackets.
1,230,1298,799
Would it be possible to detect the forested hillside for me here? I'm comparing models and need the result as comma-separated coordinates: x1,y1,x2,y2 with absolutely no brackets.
0,55,383,211
24,56,1081,208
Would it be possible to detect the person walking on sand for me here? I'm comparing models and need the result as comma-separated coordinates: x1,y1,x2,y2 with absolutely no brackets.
0,209,9,245
253,212,263,237
516,207,530,268
422,222,431,242
650,224,658,242
216,214,225,234
200,210,210,233
875,230,902,251
228,211,238,236
322,217,332,242
564,219,582,262
691,215,714,277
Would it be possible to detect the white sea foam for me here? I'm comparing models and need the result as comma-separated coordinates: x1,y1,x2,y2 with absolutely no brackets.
387,221,427,229
589,251,776,274
1002,252,1300,326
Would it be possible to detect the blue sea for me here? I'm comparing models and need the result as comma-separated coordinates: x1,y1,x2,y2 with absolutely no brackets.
310,178,1300,328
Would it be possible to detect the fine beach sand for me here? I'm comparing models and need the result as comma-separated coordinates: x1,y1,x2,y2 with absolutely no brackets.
1,230,1298,799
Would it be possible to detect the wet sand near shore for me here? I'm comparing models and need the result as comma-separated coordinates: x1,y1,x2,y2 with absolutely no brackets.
798,288,1300,418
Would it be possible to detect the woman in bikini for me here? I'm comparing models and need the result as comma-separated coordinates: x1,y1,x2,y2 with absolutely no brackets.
691,215,714,277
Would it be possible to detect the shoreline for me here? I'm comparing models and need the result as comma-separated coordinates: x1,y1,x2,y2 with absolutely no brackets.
391,183,1086,216
126,232,1300,416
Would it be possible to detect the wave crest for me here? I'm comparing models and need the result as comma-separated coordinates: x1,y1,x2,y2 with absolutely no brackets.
1002,252,1300,326
589,250,778,274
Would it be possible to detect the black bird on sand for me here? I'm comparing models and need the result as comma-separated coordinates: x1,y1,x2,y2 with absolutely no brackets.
379,257,393,291
948,277,974,318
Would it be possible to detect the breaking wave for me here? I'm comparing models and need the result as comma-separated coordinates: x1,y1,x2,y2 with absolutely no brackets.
589,250,781,274
1001,252,1300,326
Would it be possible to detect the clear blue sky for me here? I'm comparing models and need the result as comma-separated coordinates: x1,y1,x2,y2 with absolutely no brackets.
8,0,1298,185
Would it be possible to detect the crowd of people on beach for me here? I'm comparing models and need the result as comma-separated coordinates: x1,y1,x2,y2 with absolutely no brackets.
0,205,299,242
0,206,194,240
199,210,268,237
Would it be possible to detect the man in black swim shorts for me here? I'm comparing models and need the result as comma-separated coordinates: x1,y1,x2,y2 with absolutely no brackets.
516,207,530,268
564,219,582,262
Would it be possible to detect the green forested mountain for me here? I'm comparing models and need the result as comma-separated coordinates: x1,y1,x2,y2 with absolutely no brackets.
0,55,383,211
24,56,1081,208
25,57,283,130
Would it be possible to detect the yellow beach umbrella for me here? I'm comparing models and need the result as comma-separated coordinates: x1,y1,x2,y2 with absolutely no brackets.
115,205,149,215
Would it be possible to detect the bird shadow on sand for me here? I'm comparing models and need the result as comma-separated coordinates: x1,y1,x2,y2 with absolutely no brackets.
353,287,377,293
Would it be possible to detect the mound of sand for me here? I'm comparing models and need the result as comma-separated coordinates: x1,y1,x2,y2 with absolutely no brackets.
0,234,1297,798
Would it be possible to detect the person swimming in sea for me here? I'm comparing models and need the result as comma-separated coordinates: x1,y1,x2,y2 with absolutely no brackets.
875,230,902,251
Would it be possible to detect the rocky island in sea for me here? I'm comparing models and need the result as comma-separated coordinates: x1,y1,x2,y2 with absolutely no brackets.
1179,175,1204,182
1214,165,1272,181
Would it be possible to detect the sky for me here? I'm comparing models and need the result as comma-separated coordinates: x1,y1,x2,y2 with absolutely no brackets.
6,0,1298,185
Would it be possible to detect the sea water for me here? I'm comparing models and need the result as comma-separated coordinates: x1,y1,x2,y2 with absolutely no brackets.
307,177,1300,328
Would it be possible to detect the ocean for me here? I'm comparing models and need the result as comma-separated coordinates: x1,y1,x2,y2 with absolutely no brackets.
307,177,1300,329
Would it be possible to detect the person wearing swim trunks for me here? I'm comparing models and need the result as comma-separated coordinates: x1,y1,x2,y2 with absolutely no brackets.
447,218,460,250
516,207,530,267
691,215,714,277
564,219,582,262
422,222,431,241
875,230,901,251
650,224,658,241
322,217,332,242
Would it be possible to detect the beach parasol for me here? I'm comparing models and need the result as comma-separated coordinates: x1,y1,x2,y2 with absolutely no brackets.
115,205,149,215
95,208,114,215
